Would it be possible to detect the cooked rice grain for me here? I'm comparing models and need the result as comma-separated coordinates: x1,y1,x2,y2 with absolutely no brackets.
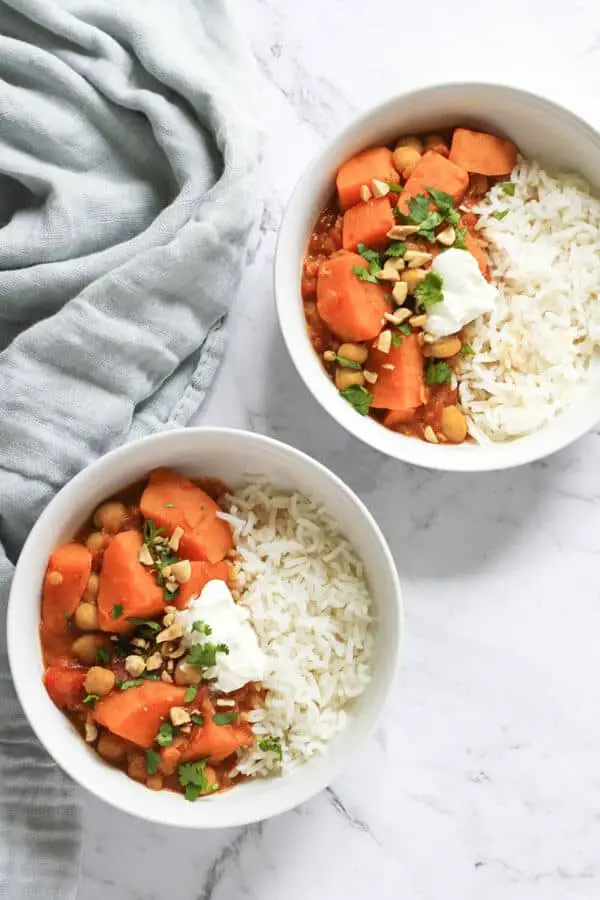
459,158,600,440
221,483,373,776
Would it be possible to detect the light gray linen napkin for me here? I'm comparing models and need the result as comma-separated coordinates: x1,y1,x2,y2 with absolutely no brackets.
0,0,261,896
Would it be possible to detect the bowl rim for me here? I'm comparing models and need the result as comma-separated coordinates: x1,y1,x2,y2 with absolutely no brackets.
7,426,403,828
274,80,600,472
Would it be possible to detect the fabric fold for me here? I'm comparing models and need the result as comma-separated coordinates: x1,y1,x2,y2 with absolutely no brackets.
0,0,262,896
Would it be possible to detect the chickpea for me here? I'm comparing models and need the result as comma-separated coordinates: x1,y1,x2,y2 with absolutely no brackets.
146,774,164,792
424,133,449,156
335,369,365,391
73,602,99,632
174,660,202,686
395,135,423,153
441,405,468,443
85,531,109,554
337,342,368,365
97,732,127,763
392,145,421,179
128,753,147,781
72,634,110,665
82,573,100,604
84,666,115,697
423,335,462,359
93,501,128,534
400,268,427,294
46,571,63,587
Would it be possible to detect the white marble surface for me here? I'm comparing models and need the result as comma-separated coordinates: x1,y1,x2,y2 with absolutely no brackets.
78,2,600,898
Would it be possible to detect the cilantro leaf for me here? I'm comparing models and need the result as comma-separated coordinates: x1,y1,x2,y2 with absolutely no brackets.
117,678,145,690
406,194,431,223
142,519,166,544
335,354,361,370
187,642,229,670
146,749,161,775
356,243,381,264
258,736,283,760
384,241,406,258
425,360,453,385
501,182,516,196
414,271,444,310
178,760,215,801
213,712,238,726
427,186,460,226
418,210,444,241
127,617,161,639
352,265,378,284
391,333,403,348
82,693,100,707
192,620,212,636
111,603,124,620
397,323,412,336
191,713,205,726
461,344,476,357
492,209,509,220
156,722,174,747
454,226,468,249
184,686,198,703
385,180,404,192
95,647,111,665
339,384,372,416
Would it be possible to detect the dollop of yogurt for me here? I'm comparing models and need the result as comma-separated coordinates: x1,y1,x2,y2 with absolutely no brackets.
177,580,268,694
426,248,498,338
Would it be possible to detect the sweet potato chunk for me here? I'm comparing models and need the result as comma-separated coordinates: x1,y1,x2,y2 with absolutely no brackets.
42,543,92,635
342,197,395,253
450,128,517,176
140,468,233,564
94,682,187,748
336,147,398,210
317,252,389,342
97,530,164,632
397,151,469,215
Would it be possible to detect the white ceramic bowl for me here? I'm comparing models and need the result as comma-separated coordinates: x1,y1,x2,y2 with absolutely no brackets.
275,82,600,471
7,428,402,828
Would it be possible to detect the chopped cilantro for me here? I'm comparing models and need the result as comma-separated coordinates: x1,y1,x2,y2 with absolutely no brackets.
178,760,216,801
142,519,165,544
82,693,100,707
427,186,460,225
146,748,161,775
163,585,179,603
406,194,431,223
352,259,380,283
111,603,124,620
414,271,444,310
213,711,238,726
425,360,453,385
492,209,509,220
191,620,212,636
127,617,161,638
156,722,174,747
258,736,283,760
190,713,205,726
335,354,361,370
384,241,406,258
391,332,403,348
339,384,372,416
454,226,468,249
184,686,198,703
397,323,412,336
95,647,110,665
418,211,444,241
187,642,229,670
461,344,476,357
117,678,145,690
501,182,516,196
356,242,381,264
385,180,404,192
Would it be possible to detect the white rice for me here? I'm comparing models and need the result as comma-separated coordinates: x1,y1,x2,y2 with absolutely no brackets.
218,482,373,777
458,157,600,441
